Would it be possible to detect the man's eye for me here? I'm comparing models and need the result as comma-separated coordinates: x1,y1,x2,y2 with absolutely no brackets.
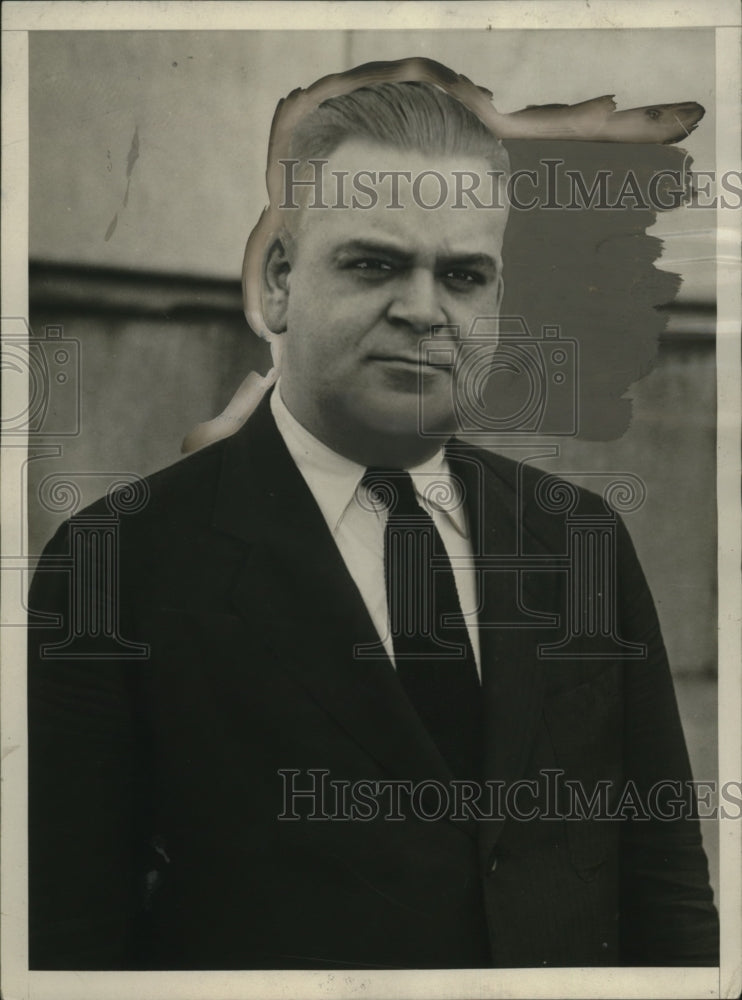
352,259,393,274
443,269,484,288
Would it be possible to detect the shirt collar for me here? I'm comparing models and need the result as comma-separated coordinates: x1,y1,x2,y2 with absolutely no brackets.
270,381,469,538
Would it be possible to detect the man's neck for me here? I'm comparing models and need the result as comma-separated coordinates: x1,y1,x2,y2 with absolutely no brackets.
274,382,452,470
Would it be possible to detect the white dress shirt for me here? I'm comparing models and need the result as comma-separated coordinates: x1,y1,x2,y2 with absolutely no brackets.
270,383,481,674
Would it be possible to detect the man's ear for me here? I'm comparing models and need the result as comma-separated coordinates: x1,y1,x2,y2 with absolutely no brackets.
261,234,293,334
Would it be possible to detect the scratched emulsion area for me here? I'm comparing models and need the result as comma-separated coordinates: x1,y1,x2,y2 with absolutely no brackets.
123,125,140,208
105,126,140,241
499,140,688,441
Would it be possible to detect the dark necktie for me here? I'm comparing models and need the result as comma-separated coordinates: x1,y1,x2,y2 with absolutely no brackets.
363,468,483,781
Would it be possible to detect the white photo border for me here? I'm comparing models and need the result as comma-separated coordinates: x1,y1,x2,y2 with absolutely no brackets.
2,3,740,998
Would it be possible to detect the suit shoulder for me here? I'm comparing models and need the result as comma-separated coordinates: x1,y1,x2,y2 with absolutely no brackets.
463,443,606,512
42,438,228,555
130,438,226,517
456,443,619,560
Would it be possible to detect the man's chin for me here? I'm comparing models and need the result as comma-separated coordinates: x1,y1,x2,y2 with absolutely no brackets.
353,393,458,442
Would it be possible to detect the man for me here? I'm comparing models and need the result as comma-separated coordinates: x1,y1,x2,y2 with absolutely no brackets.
28,75,719,970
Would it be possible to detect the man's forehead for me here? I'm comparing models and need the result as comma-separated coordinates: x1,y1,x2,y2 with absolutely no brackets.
285,137,508,253
293,200,507,261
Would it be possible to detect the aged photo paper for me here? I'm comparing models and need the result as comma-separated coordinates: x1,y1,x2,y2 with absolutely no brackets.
2,2,740,998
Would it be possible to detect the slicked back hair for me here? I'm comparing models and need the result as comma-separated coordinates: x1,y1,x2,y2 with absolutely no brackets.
288,80,510,176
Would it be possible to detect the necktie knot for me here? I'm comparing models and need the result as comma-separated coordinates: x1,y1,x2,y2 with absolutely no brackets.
361,468,422,518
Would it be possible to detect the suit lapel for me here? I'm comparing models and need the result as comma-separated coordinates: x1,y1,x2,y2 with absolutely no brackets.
449,446,556,850
212,393,455,787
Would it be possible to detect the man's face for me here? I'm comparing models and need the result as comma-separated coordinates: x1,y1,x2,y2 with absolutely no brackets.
269,138,508,465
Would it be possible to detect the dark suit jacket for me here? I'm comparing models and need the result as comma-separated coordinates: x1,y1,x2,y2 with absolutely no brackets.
28,391,719,970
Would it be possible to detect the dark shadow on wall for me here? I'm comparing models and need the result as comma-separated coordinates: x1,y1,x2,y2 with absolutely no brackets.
500,140,698,441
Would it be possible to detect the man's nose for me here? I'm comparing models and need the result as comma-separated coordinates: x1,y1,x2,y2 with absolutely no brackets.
386,268,446,332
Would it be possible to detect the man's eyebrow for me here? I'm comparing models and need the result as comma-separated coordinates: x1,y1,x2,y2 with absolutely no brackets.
333,241,498,273
437,252,498,274
333,239,414,261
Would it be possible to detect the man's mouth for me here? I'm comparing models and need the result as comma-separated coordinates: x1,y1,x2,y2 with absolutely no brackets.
369,354,450,369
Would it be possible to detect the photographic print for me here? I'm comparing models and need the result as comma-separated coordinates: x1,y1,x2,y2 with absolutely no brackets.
2,3,740,998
